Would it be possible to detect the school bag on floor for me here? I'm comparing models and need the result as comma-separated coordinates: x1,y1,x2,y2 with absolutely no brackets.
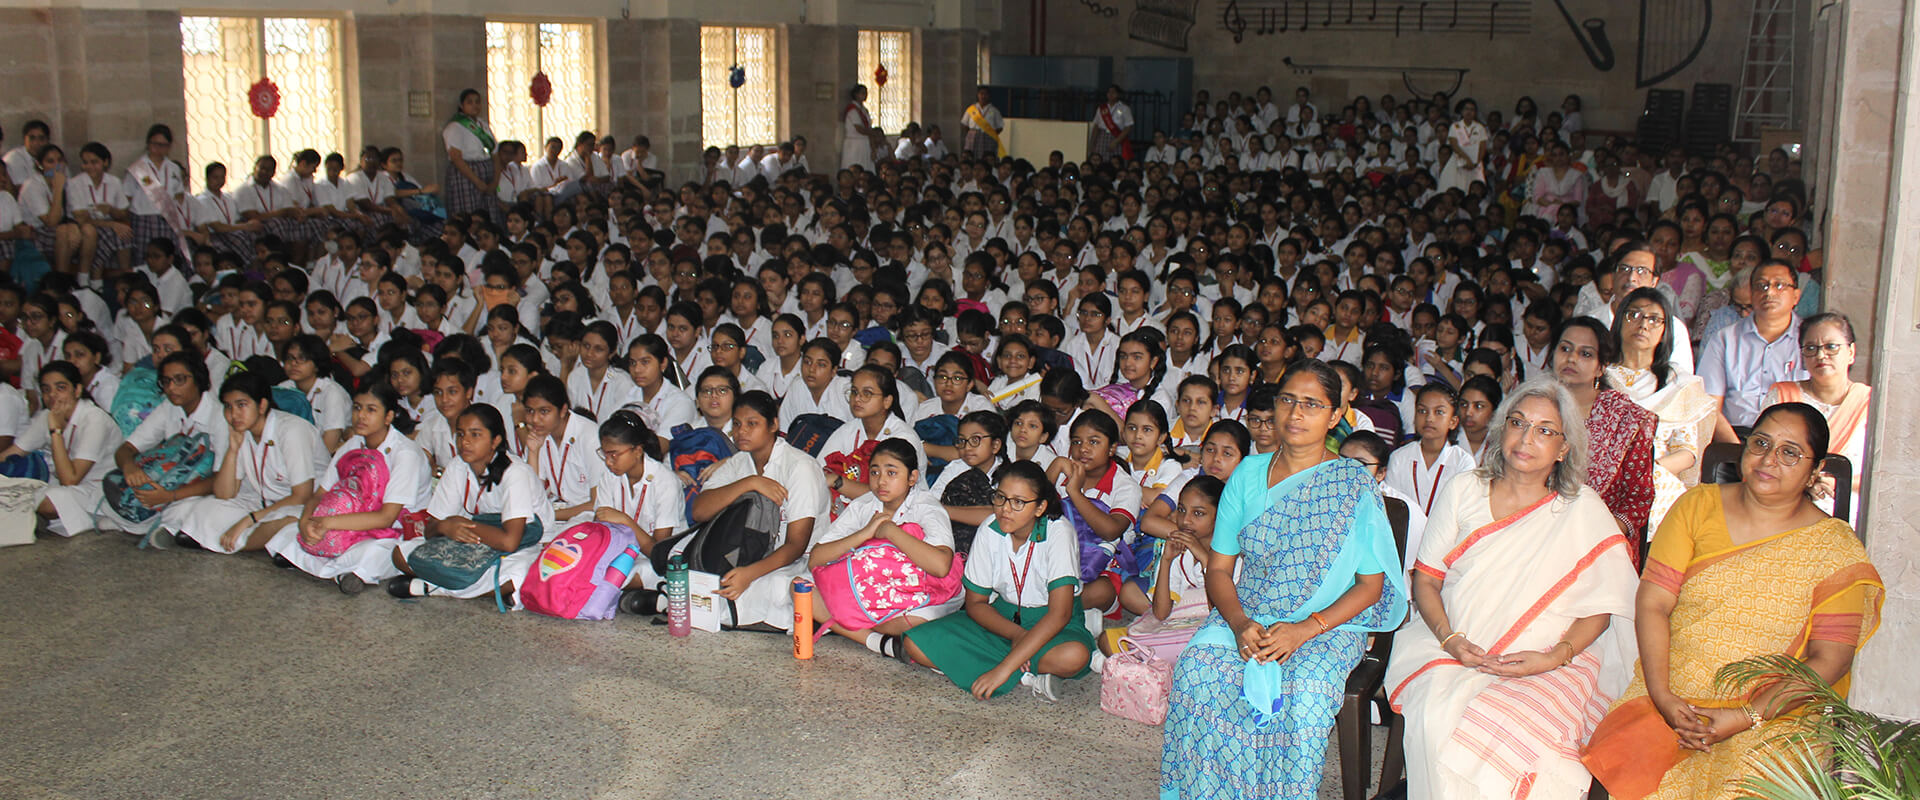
811,521,965,632
522,521,643,620
409,513,545,612
109,366,165,436
1100,635,1176,725
301,448,403,558
98,432,212,528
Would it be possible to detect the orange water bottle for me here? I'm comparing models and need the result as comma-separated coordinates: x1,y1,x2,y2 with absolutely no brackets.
792,578,815,660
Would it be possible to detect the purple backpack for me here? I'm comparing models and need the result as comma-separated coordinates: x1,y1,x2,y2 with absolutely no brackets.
521,521,642,620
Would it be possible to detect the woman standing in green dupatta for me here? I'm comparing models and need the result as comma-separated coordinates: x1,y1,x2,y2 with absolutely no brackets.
442,88,500,224
1160,359,1409,799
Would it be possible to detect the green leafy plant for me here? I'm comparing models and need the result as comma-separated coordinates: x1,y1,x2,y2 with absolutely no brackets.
1712,654,1920,800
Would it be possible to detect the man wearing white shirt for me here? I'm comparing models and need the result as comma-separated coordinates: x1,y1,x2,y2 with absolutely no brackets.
1644,147,1687,214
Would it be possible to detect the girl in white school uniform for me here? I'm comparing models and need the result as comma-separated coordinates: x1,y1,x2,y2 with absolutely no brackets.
819,365,927,508
753,314,805,399
520,374,603,526
1049,410,1143,617
283,335,352,452
174,371,329,553
675,390,830,630
622,334,697,449
388,403,556,602
1383,383,1477,520
61,331,118,412
985,334,1043,408
100,353,232,537
777,338,852,421
566,320,637,421
66,142,134,276
809,438,962,652
590,410,684,579
897,461,1093,701
6,362,118,536
1062,294,1119,383
267,383,433,593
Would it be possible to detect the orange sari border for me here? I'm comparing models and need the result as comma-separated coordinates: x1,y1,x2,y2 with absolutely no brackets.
1389,657,1463,712
1442,489,1559,568
1489,534,1630,655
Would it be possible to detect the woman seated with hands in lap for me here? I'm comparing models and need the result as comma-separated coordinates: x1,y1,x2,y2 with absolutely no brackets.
1387,378,1640,800
1584,402,1883,800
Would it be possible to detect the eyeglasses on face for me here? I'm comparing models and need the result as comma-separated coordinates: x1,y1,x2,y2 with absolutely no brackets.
1744,434,1807,467
1503,416,1564,440
990,491,1038,511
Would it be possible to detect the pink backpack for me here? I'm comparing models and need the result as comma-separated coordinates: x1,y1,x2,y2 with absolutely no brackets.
521,522,643,620
302,449,403,558
810,522,964,631
1100,635,1177,725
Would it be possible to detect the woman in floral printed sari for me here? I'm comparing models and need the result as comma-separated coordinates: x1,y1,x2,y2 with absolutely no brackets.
1160,359,1407,799
1551,316,1657,553
1584,403,1882,800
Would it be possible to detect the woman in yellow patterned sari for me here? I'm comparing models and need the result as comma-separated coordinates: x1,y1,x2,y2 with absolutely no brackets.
1583,402,1883,800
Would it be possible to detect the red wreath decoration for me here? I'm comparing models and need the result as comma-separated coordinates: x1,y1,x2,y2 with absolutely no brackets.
874,65,889,88
530,72,553,108
248,78,281,119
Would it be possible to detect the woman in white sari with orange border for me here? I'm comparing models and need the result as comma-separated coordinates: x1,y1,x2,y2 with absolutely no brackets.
1387,378,1641,800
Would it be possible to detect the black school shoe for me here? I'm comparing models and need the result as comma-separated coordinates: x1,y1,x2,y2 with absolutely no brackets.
271,554,296,569
384,577,421,598
335,574,367,595
618,588,660,616
172,532,203,551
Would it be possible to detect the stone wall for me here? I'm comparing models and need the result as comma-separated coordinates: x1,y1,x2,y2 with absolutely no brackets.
1011,0,1753,134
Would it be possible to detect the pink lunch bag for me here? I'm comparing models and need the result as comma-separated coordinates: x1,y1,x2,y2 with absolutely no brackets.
1100,636,1177,725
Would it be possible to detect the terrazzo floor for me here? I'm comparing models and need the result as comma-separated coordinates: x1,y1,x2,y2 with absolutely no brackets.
1,533,1383,799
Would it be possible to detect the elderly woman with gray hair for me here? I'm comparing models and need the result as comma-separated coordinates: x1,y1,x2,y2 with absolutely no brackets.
1385,378,1642,800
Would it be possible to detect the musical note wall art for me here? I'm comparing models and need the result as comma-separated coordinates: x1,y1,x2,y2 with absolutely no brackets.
1218,0,1531,39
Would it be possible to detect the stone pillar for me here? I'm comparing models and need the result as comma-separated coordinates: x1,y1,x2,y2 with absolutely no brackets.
356,15,486,186
919,29,981,153
1815,0,1900,373
630,18,702,184
1843,0,1920,723
605,19,648,150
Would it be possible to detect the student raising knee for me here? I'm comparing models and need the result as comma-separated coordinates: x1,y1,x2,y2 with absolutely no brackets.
899,460,1093,701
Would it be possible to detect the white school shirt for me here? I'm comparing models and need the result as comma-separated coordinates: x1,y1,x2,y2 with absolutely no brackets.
567,367,638,421
16,175,53,230
326,431,432,512
821,489,955,552
531,158,581,195
136,265,194,316
0,384,24,440
189,190,242,231
622,381,696,435
595,456,685,536
234,181,290,217
494,162,532,205
85,370,120,416
14,400,117,486
415,412,461,470
442,119,493,159
1377,481,1430,571
428,456,556,534
1383,441,1477,519
915,392,994,425
986,372,1042,408
961,516,1080,606
1059,460,1146,527
312,177,350,213
19,332,67,396
779,375,852,421
341,170,395,208
234,410,328,506
1063,330,1120,385
563,152,610,184
121,394,230,505
122,156,187,217
66,172,128,218
296,377,352,439
623,150,660,175
3,146,36,187
820,414,927,472
704,440,831,544
533,411,604,510
275,172,317,211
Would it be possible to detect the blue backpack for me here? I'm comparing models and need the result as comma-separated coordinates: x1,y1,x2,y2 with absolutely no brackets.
100,432,214,531
109,366,166,436
667,425,736,527
271,386,315,424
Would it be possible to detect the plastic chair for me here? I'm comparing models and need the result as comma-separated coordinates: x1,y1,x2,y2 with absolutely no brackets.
1700,444,1855,527
1335,495,1409,800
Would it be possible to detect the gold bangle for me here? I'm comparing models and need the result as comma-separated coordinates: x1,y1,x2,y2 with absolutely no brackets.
1556,640,1576,666
1742,704,1765,728
1441,631,1467,647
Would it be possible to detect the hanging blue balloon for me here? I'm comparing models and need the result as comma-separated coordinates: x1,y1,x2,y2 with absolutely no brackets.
728,65,746,89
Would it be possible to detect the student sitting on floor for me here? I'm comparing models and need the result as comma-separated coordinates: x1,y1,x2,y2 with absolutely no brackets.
899,460,1093,701
267,383,432,594
388,403,555,604
808,437,962,653
173,370,328,553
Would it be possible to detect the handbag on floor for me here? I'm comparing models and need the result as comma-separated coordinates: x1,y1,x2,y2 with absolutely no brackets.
1100,635,1176,725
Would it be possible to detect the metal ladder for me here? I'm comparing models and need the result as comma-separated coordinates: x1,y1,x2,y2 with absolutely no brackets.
1732,0,1797,143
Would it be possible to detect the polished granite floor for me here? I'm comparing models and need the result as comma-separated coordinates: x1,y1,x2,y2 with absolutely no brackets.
1,533,1380,799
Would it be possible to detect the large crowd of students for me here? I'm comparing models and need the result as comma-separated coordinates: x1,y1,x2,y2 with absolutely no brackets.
0,80,1885,799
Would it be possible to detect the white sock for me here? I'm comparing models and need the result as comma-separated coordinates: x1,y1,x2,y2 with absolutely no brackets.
864,632,885,653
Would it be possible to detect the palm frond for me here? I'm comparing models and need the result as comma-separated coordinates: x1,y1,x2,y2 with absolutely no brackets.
1717,655,1920,800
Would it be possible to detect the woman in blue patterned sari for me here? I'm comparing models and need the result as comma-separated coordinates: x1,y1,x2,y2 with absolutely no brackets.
1161,359,1409,799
